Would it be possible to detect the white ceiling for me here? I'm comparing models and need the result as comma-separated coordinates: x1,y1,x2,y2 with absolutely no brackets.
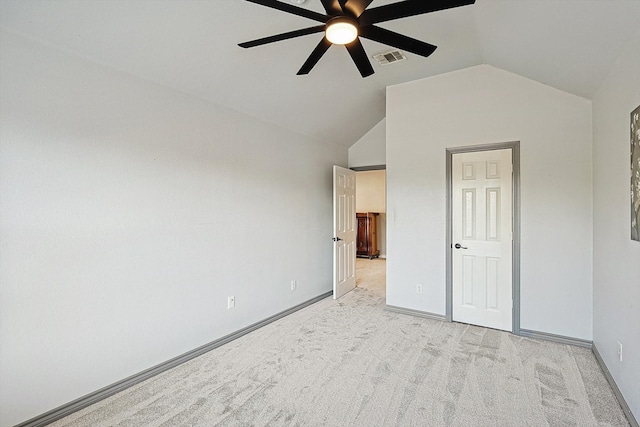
1,0,639,147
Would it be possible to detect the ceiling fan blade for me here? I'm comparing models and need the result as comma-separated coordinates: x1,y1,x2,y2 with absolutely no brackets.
359,25,437,58
320,0,344,15
297,37,332,75
359,0,475,26
245,0,329,23
343,0,373,18
345,38,374,78
239,25,326,48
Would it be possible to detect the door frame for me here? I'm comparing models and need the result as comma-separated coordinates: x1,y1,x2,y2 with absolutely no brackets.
445,141,521,335
351,165,387,262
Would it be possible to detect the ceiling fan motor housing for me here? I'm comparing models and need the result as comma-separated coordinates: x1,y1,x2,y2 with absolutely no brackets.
325,16,359,45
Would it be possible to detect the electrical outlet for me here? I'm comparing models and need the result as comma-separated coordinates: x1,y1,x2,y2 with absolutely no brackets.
290,280,297,291
227,296,235,309
416,284,423,294
617,341,623,362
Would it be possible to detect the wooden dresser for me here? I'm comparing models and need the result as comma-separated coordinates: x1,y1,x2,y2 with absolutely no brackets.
356,212,380,259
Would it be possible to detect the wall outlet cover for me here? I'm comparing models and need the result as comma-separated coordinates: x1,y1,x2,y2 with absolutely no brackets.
617,341,622,362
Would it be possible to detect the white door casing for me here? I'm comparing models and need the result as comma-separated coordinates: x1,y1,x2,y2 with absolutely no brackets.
452,149,513,331
333,165,356,299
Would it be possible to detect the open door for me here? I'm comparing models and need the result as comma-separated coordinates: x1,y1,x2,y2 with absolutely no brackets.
333,165,356,299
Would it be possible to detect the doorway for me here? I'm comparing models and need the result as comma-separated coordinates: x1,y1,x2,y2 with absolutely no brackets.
355,168,386,299
446,142,521,334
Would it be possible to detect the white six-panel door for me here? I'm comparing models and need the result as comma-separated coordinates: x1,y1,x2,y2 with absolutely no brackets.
452,149,513,331
333,166,356,299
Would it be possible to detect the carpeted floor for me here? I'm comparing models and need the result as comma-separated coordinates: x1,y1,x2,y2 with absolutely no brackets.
49,261,628,426
356,257,386,298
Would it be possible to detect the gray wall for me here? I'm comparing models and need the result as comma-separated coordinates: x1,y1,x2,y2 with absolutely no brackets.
592,29,640,420
0,30,346,426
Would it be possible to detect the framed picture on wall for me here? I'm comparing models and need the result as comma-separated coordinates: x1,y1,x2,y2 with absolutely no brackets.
632,105,640,241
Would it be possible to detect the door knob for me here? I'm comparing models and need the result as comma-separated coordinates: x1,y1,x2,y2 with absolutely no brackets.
454,243,468,249
333,237,343,242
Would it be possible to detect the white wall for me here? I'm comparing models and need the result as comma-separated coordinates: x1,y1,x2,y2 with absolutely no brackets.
348,118,386,168
0,30,346,427
386,65,593,340
356,170,386,257
592,29,640,420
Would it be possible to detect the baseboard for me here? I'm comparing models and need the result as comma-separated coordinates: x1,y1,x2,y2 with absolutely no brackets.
592,344,639,427
385,305,446,321
15,291,333,427
518,328,592,348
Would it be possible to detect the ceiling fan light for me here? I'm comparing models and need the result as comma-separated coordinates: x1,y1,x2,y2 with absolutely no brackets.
325,19,358,45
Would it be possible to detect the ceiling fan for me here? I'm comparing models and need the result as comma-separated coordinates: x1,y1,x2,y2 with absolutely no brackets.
239,0,475,78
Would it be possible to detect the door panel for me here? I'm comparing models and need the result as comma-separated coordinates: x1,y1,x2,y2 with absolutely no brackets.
333,166,356,299
453,149,512,331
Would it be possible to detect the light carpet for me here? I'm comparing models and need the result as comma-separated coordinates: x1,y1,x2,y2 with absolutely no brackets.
49,277,628,426
355,257,386,298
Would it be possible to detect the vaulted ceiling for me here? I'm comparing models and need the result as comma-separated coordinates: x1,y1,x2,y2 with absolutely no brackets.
1,0,638,147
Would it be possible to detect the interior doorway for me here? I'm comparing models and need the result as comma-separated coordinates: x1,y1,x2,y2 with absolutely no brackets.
354,168,386,299
446,142,521,334
452,148,513,331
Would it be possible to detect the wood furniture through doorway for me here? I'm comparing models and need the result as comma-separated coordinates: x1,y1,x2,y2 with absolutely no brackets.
356,212,380,259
